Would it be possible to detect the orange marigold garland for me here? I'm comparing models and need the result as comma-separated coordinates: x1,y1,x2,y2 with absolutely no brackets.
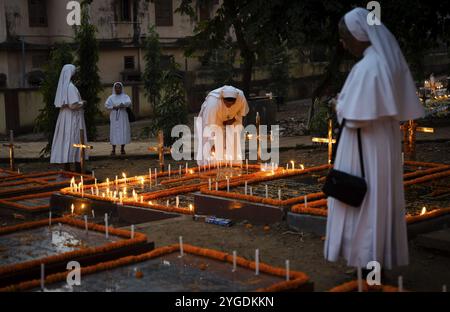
0,243,309,292
0,217,147,277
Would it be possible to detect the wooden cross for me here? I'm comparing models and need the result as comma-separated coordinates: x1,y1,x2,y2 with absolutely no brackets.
72,129,93,174
311,118,336,164
402,120,434,160
148,130,171,172
245,112,270,162
2,130,20,171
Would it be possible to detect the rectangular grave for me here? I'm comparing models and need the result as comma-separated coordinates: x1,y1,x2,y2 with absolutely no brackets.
0,217,152,287
2,245,312,292
0,192,53,217
0,171,94,198
50,193,181,227
194,192,286,225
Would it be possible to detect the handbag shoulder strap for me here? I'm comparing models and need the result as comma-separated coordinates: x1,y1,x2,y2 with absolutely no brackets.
333,118,365,178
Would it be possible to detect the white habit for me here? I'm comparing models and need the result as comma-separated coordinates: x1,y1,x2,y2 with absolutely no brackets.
50,64,88,164
105,82,132,145
195,85,249,165
324,8,424,269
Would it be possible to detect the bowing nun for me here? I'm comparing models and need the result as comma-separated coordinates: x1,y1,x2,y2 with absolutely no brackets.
195,85,249,166
324,8,425,272
50,64,88,172
105,82,132,155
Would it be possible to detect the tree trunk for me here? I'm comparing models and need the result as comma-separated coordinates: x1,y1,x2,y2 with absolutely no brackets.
307,43,344,129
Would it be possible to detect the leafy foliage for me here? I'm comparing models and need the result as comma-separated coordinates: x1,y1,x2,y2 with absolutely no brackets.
152,59,188,145
34,42,74,157
142,25,163,107
74,0,102,140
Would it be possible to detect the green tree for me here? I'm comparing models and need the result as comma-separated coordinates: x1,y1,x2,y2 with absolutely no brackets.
177,0,282,96
142,25,163,108
152,59,188,145
265,42,290,99
74,0,102,140
35,42,74,157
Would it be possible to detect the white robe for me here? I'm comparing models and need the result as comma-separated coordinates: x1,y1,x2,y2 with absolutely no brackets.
105,92,131,146
50,83,88,163
324,46,421,269
195,86,249,165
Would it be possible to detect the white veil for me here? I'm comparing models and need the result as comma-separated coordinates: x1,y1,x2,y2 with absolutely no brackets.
339,8,424,121
54,64,79,108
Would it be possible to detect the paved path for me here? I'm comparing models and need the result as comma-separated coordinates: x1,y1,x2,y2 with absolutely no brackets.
1,127,449,160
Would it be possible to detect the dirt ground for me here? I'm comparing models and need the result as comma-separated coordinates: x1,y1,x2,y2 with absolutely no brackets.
3,141,449,292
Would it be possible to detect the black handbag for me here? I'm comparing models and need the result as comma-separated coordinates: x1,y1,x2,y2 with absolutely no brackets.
126,107,136,122
322,119,367,207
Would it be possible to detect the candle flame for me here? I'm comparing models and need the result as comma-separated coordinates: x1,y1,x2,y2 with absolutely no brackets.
148,201,153,205
122,172,127,180
300,164,305,170
189,169,194,174
189,204,194,211
81,204,85,210
420,207,427,215
71,203,74,215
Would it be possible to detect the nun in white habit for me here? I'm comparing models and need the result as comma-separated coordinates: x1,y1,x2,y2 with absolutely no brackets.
105,82,131,155
50,64,88,172
195,85,249,166
324,8,424,270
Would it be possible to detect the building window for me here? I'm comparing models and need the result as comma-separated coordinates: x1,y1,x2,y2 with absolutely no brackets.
155,0,173,26
120,0,132,22
28,0,48,27
124,56,135,70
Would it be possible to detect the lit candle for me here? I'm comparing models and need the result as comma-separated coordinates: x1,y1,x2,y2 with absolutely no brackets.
94,178,97,188
290,160,295,170
104,213,109,239
255,249,259,275
95,187,99,197
131,224,135,239
215,181,218,191
176,196,180,207
189,204,194,212
245,181,248,195
92,170,95,178
185,162,188,174
265,185,268,198
71,203,74,215
357,266,363,292
286,260,290,281
250,186,253,196
304,196,308,208
179,165,182,176
84,215,88,235
106,177,110,188
208,178,212,190
226,177,230,192
140,195,143,203
154,168,157,185
179,236,184,257
91,187,94,195
398,276,403,292
232,250,237,272
168,164,171,177
115,175,118,189
278,189,281,200
122,173,127,187
92,209,95,219
166,200,169,206
80,182,84,198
